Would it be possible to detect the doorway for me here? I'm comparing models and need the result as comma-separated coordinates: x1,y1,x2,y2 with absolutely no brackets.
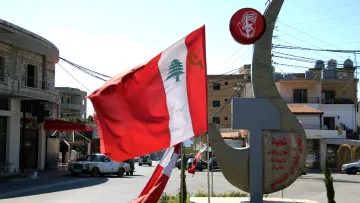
324,117,335,130
20,129,39,169
0,116,7,165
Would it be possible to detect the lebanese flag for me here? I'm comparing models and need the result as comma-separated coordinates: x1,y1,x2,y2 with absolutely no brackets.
188,144,208,175
88,26,208,161
131,144,181,203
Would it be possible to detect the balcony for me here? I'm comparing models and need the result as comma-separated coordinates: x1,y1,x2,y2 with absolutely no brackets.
305,129,346,139
60,103,84,111
321,97,354,104
0,71,58,103
282,97,319,104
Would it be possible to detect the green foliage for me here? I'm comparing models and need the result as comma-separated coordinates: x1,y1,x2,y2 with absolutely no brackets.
324,157,336,203
61,116,94,124
158,190,248,202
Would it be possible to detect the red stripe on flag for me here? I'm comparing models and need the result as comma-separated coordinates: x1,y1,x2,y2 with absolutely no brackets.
89,54,171,161
185,25,208,136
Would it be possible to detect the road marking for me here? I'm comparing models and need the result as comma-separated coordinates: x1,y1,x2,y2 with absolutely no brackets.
0,179,89,199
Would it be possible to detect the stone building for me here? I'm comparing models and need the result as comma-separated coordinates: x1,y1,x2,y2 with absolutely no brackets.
0,19,59,172
56,87,87,119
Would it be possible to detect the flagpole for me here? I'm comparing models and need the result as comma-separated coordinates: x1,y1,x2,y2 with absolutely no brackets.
180,142,184,203
206,133,210,203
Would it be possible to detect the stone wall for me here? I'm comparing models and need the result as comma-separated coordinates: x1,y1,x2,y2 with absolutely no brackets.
46,61,55,92
0,41,12,82
17,49,43,87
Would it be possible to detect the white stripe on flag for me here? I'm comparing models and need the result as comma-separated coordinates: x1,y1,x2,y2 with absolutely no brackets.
158,38,195,146
159,146,175,167
162,152,178,176
200,144,207,153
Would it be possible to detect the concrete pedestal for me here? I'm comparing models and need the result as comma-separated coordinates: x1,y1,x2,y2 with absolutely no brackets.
190,197,318,203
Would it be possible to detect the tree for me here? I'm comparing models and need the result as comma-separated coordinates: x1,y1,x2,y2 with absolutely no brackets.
324,157,336,203
165,59,184,82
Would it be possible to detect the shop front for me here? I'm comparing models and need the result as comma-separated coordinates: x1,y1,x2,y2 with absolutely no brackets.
0,116,7,168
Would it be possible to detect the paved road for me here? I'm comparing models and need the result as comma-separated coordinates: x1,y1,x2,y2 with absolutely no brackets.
0,161,359,203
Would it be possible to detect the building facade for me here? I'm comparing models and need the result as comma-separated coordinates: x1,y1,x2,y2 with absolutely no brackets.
56,87,87,119
207,65,251,131
0,19,59,172
239,59,358,170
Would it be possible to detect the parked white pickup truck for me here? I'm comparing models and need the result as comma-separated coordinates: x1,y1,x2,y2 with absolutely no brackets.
342,160,360,175
68,153,131,177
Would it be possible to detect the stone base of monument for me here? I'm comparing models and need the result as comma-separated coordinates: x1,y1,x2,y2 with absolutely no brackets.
190,197,318,203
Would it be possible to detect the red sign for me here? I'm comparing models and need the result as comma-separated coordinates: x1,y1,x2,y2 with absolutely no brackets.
229,8,266,45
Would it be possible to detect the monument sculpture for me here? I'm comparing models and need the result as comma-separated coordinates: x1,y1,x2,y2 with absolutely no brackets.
208,0,307,202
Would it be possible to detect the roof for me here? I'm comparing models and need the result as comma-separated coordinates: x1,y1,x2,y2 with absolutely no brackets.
221,132,240,139
207,74,249,80
287,104,323,115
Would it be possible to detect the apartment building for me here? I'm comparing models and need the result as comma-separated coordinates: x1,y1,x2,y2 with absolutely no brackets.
240,59,359,170
208,64,251,131
56,87,87,119
0,19,59,172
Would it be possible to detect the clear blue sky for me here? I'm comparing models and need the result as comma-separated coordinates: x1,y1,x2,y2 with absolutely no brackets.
1,0,359,116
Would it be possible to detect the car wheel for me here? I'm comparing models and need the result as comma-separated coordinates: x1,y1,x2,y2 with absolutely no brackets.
149,163,152,166
118,168,125,177
346,168,352,175
126,172,130,176
352,168,357,175
139,164,142,166
130,171,134,176
71,172,78,177
91,167,100,177
100,174,104,177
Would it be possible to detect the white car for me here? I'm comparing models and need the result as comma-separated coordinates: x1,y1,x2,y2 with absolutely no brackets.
68,153,130,177
138,155,152,166
342,160,360,175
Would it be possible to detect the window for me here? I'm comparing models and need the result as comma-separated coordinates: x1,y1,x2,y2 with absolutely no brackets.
0,99,9,111
26,64,38,88
224,81,228,85
293,89,307,103
213,83,220,90
212,117,220,124
224,117,229,121
61,97,64,103
322,91,335,104
67,98,70,104
212,100,220,107
0,56,5,82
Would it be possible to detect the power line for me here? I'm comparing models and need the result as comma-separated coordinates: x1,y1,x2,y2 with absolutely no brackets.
273,44,360,54
58,63,92,92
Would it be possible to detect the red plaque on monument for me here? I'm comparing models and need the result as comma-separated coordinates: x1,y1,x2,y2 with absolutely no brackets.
229,8,266,45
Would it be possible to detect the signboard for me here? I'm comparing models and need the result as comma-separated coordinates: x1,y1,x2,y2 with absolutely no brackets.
306,155,316,162
229,8,266,45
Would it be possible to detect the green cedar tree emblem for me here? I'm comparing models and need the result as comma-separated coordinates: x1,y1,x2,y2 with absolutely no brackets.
165,59,185,82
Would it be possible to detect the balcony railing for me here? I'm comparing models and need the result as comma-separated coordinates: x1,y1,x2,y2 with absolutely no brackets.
0,70,58,103
321,97,354,104
282,97,319,104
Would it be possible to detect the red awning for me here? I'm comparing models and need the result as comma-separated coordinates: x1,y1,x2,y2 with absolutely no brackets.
44,120,92,132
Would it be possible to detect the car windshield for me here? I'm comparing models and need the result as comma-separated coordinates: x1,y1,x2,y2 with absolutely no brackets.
188,158,195,163
85,155,104,162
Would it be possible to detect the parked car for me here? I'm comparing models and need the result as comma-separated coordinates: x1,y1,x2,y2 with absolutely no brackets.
124,159,135,175
342,160,360,175
187,157,207,171
68,153,130,177
209,157,220,171
175,156,194,169
134,157,140,162
139,155,152,166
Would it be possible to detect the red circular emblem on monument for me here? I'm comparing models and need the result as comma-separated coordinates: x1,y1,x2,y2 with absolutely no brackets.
229,8,266,45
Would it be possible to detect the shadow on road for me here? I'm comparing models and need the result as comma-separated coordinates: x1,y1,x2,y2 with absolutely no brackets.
0,175,113,200
299,176,360,184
